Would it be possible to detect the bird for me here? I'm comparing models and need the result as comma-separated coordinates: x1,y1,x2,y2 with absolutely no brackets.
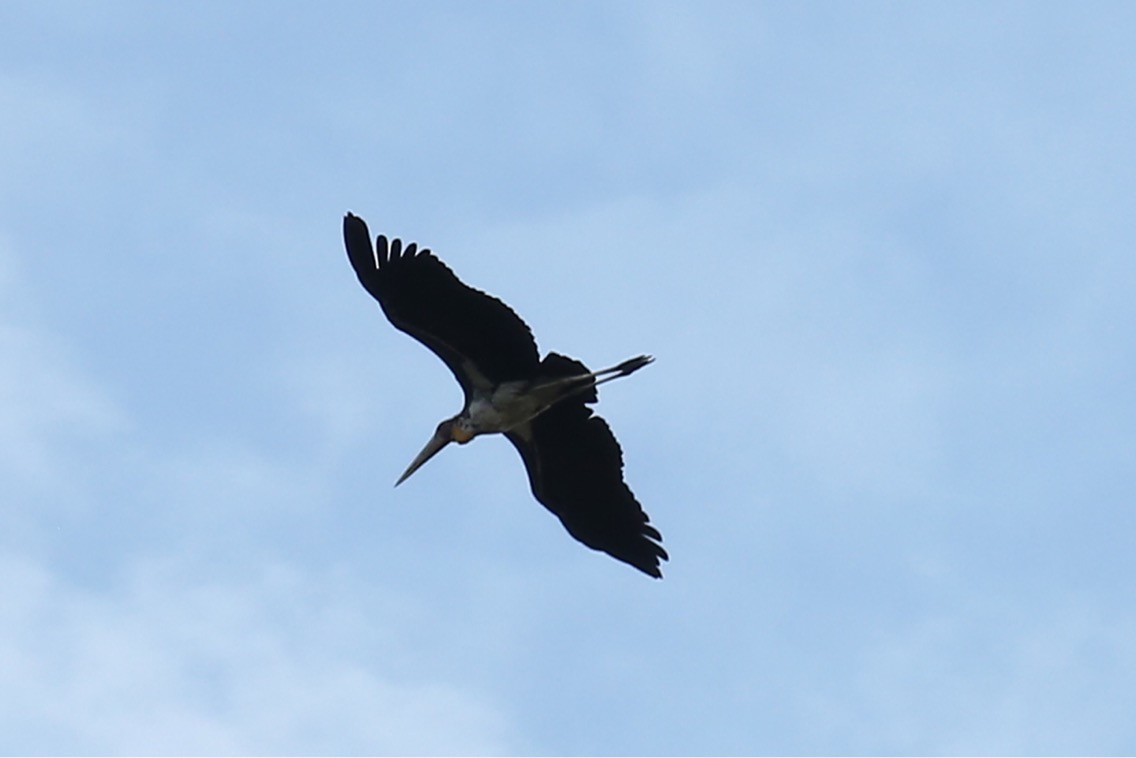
343,212,667,578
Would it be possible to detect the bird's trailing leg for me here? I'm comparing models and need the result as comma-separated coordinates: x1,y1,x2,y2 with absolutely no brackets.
563,353,653,391
592,354,654,387
528,355,654,408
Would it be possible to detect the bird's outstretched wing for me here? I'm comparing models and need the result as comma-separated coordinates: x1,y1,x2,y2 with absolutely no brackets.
505,356,667,577
344,213,540,395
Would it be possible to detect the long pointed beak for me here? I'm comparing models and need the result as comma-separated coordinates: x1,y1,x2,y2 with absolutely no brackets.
395,430,450,486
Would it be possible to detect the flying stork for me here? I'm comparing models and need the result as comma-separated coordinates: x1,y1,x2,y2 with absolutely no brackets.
343,212,667,578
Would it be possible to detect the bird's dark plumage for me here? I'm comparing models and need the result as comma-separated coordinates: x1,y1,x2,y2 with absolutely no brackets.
506,355,667,577
343,212,666,577
345,213,539,397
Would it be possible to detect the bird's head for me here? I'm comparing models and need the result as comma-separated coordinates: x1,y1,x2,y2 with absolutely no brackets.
395,415,475,486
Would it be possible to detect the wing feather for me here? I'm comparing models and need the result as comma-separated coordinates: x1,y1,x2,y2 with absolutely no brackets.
344,213,540,395
506,399,667,578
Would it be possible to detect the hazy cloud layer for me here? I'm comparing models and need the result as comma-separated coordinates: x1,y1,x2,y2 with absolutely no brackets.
1,2,1134,753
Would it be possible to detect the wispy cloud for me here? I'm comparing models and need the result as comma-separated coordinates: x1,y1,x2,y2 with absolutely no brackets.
0,241,128,507
0,554,515,754
0,237,517,755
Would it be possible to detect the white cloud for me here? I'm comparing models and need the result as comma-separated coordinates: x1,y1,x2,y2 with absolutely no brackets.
0,236,517,755
0,554,515,755
0,241,128,511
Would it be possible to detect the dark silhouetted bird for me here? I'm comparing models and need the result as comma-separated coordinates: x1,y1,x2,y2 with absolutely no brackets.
343,212,667,577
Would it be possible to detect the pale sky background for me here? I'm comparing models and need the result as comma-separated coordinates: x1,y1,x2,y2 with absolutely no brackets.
2,1,1135,754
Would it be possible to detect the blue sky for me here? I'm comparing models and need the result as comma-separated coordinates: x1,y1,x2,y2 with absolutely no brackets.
2,1,1135,754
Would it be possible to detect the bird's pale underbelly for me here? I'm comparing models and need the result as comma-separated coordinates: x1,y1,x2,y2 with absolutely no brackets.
467,382,553,434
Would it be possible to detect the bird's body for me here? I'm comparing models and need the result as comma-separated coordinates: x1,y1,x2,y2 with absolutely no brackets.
457,354,654,438
343,212,667,577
